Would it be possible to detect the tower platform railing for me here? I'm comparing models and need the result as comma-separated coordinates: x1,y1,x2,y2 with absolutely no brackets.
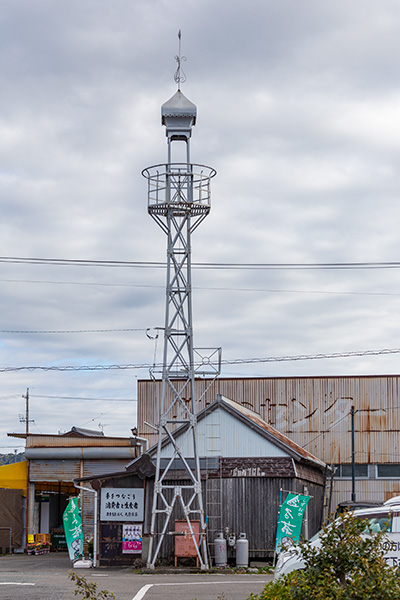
142,163,216,217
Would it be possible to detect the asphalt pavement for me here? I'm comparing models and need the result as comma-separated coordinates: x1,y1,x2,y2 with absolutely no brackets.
0,552,274,600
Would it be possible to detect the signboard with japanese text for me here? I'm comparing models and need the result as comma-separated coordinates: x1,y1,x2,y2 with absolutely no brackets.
100,488,144,522
63,497,84,561
122,523,143,554
275,492,310,553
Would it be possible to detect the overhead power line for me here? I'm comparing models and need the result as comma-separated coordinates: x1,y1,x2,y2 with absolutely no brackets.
0,328,147,334
221,347,400,365
30,394,136,401
0,346,399,373
0,256,164,268
3,278,400,298
2,255,400,270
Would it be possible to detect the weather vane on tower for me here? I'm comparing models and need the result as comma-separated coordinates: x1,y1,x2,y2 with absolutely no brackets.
174,29,186,87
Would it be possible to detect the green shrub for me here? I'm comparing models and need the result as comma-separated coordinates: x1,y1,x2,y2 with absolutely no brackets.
248,511,400,600
69,571,115,600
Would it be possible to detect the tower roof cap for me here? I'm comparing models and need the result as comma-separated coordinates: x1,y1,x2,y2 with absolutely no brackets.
161,90,197,126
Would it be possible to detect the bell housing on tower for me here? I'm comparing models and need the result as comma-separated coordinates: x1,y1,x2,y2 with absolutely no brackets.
161,89,197,141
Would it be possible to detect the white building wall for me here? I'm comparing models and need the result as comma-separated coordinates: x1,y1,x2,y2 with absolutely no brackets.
158,408,289,458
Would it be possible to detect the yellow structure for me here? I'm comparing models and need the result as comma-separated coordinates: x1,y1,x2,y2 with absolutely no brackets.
0,461,27,494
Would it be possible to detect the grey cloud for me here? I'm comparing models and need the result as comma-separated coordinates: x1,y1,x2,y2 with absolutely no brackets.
1,0,400,449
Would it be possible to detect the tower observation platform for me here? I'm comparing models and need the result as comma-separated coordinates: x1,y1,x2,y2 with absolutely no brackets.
143,162,215,219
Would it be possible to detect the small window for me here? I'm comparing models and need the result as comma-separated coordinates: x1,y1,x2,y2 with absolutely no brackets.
377,464,400,478
334,464,368,478
341,464,368,478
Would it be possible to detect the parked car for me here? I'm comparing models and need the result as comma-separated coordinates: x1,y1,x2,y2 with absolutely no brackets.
274,496,400,579
334,500,380,519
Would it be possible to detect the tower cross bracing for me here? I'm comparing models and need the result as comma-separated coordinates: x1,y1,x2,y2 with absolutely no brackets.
142,87,219,569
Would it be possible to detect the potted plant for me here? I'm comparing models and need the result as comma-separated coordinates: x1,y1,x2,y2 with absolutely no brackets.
87,537,94,558
27,543,36,555
42,541,50,554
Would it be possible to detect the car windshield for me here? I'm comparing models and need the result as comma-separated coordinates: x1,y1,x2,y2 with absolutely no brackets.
358,512,391,533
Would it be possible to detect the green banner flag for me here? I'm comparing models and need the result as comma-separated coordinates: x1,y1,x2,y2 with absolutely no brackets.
275,492,310,553
63,497,84,561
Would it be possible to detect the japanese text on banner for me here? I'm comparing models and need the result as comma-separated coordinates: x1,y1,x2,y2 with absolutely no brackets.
63,497,84,561
275,492,310,553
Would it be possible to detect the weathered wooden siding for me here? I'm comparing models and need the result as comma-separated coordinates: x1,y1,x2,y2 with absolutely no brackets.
144,474,324,560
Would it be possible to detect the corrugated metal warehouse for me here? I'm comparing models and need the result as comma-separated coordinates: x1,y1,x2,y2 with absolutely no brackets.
138,375,400,510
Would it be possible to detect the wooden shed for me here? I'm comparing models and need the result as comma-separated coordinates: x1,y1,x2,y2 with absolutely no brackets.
144,394,326,562
78,395,325,565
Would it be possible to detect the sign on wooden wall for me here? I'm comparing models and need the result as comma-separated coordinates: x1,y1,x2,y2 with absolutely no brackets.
100,488,144,522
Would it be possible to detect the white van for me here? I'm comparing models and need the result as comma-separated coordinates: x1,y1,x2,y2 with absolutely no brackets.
274,496,400,579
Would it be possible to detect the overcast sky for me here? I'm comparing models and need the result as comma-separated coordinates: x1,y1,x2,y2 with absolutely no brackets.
1,0,400,450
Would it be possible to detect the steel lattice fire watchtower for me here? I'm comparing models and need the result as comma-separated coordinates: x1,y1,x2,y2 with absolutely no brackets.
142,86,216,568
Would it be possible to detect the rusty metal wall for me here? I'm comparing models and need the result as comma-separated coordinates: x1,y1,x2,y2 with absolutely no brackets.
138,376,400,465
30,459,82,482
331,478,400,509
82,459,129,478
30,459,132,483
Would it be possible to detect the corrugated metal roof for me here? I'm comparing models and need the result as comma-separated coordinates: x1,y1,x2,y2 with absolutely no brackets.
8,434,134,448
62,426,105,437
25,447,138,460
